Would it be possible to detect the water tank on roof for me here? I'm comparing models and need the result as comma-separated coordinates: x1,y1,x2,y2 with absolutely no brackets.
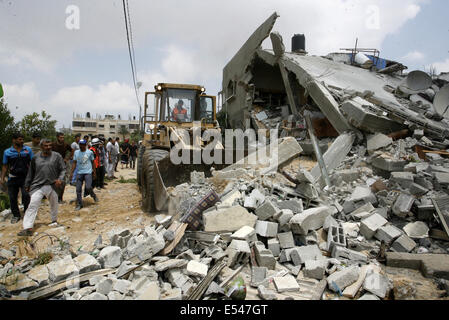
292,34,306,53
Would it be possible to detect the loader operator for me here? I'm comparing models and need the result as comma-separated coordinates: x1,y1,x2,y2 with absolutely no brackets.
172,100,188,122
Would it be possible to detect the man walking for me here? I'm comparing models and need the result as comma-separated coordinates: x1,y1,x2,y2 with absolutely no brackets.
106,138,117,179
129,141,138,170
120,139,130,170
52,132,72,203
24,132,41,155
70,140,98,211
70,134,81,186
89,138,102,189
114,137,120,172
18,139,66,236
1,133,33,224
98,138,107,188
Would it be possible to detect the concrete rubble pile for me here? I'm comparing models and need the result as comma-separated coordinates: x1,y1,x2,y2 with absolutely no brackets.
2,13,449,301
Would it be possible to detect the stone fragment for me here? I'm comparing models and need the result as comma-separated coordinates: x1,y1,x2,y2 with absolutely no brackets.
225,240,251,267
190,171,206,184
403,221,429,239
115,260,137,278
358,293,380,300
243,189,265,209
289,207,332,235
203,205,257,232
5,273,38,294
367,133,393,153
331,246,368,263
155,214,172,227
290,245,324,266
84,292,108,300
73,254,101,274
258,285,277,300
251,267,268,287
27,265,49,287
390,172,414,188
113,279,131,294
96,278,114,295
186,260,208,278
98,246,122,268
343,187,377,213
231,226,256,242
254,242,276,270
108,291,124,300
47,255,79,282
154,259,187,272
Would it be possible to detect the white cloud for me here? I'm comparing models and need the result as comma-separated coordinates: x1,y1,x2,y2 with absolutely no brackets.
401,51,426,62
428,58,449,74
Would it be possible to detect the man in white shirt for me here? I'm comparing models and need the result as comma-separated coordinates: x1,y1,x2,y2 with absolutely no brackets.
114,137,120,172
106,138,116,179
70,134,81,185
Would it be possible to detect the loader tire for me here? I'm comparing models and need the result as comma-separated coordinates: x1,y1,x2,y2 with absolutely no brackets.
141,148,169,213
137,145,146,191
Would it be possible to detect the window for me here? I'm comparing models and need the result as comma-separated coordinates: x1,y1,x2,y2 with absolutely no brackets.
129,124,139,130
199,96,214,123
99,125,105,129
110,125,116,129
85,122,97,128
73,121,85,127
161,89,196,122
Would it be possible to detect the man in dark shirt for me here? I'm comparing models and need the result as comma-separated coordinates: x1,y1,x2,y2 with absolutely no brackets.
129,141,138,170
1,133,33,224
51,132,72,203
18,139,65,236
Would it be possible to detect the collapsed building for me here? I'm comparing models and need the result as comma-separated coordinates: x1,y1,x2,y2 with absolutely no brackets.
2,12,449,301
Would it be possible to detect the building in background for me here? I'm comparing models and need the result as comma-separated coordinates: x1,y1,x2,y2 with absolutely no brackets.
72,112,139,139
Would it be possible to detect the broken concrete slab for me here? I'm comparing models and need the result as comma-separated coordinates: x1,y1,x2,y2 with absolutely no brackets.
231,226,257,242
290,206,332,235
303,260,327,280
392,194,416,218
98,246,122,269
403,221,429,239
277,232,295,249
255,200,280,221
225,240,251,268
255,220,279,238
254,241,276,270
363,270,389,299
136,281,161,300
186,260,208,278
47,255,79,283
290,245,324,266
26,265,49,287
375,225,403,243
203,205,257,232
73,254,101,274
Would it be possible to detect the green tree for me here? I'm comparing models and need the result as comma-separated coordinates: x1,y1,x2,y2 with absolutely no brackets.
118,125,130,140
130,129,144,143
0,98,18,161
19,110,57,141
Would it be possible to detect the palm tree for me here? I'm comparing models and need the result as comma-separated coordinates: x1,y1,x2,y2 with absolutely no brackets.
118,125,130,140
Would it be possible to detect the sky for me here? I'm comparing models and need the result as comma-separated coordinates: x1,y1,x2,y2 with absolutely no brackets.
0,0,448,129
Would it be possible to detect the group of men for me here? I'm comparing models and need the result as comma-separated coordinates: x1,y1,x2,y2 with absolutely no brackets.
0,132,139,237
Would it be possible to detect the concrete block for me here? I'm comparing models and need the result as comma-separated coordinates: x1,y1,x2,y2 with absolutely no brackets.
255,220,279,238
155,214,172,228
243,189,265,209
409,183,429,196
277,232,295,249
290,245,324,266
363,270,388,299
372,156,407,172
375,225,403,243
255,200,280,221
203,205,257,232
273,275,300,293
289,206,332,235
326,266,360,292
391,235,417,253
279,248,297,263
392,194,415,218
98,246,122,268
327,224,346,252
254,241,276,270
303,260,327,280
225,240,251,267
343,187,377,213
360,214,388,240
267,238,281,257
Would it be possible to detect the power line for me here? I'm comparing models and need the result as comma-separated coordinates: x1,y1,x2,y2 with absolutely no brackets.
122,0,141,112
